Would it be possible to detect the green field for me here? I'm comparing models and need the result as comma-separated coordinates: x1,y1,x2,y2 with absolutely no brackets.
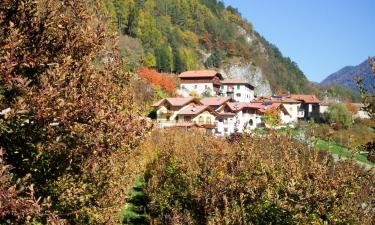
315,139,374,166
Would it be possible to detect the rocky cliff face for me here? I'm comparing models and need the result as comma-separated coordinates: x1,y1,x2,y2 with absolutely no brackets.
217,27,272,97
220,63,272,97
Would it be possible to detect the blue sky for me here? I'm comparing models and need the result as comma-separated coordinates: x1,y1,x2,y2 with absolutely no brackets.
223,0,375,82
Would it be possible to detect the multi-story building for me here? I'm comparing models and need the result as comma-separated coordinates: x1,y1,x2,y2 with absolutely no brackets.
252,95,303,123
178,70,255,102
219,79,255,102
289,94,321,121
152,97,201,128
178,70,223,97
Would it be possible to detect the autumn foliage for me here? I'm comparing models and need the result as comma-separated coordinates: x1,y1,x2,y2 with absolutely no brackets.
138,68,177,94
344,97,358,114
263,108,282,127
0,0,149,223
139,129,375,224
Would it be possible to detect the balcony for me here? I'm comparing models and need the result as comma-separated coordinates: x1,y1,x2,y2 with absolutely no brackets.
197,121,218,128
161,110,174,116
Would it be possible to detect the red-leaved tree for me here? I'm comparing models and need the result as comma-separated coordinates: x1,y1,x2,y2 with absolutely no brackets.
138,68,177,94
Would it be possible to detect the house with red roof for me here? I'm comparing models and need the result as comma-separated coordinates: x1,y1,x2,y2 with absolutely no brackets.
152,97,202,128
253,101,294,126
178,70,255,102
252,95,304,123
215,102,262,135
288,94,321,121
152,97,219,134
200,96,234,111
178,70,223,97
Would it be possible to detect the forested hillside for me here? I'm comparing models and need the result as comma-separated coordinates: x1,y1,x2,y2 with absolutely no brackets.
321,59,375,94
102,0,318,94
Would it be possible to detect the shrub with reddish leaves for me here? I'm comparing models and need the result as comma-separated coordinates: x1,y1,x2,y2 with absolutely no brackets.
138,68,177,94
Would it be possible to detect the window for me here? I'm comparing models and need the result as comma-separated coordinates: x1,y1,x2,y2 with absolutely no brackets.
181,85,185,89
224,128,228,132
194,85,198,89
221,84,224,89
206,117,212,124
236,93,241,97
198,116,204,124
237,84,240,90
249,119,254,126
205,85,208,89
185,116,191,121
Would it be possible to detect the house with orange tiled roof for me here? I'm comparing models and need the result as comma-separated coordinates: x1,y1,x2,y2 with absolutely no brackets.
177,70,255,102
200,96,234,111
178,70,223,97
176,105,219,134
152,97,202,128
288,94,321,121
215,102,262,135
253,101,294,126
252,95,304,123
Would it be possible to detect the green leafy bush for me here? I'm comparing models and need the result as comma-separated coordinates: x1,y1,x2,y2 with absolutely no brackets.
327,103,353,129
121,176,150,225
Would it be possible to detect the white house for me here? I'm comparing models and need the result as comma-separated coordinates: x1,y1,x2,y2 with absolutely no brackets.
252,96,302,124
219,79,255,102
353,103,371,119
289,94,321,121
178,70,223,97
215,102,261,136
177,70,255,102
152,97,202,128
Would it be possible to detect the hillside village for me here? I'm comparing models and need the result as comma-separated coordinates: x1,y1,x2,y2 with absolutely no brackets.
152,70,370,136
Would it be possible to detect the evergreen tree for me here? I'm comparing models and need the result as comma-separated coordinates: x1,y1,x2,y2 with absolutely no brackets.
122,176,149,225
204,50,226,68
156,45,173,72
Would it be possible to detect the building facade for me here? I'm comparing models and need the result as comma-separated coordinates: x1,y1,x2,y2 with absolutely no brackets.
178,70,223,97
219,79,255,102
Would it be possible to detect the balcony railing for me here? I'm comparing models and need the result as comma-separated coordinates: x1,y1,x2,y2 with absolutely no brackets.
157,120,218,128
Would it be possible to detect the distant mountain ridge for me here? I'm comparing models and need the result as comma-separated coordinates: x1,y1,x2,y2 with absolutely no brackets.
321,60,374,93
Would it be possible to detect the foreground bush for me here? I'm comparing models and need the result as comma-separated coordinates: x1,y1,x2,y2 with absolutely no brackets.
1,0,150,223
140,129,375,224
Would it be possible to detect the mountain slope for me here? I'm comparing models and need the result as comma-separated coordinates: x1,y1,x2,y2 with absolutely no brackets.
102,0,317,95
321,60,374,93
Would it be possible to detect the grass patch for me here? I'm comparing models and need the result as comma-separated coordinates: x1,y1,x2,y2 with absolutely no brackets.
315,139,374,166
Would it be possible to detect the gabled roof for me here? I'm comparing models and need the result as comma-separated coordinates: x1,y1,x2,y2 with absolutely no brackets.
152,97,200,107
221,79,254,89
178,105,215,116
252,96,300,104
178,70,223,79
200,97,233,106
256,103,290,115
226,102,261,112
289,94,320,103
